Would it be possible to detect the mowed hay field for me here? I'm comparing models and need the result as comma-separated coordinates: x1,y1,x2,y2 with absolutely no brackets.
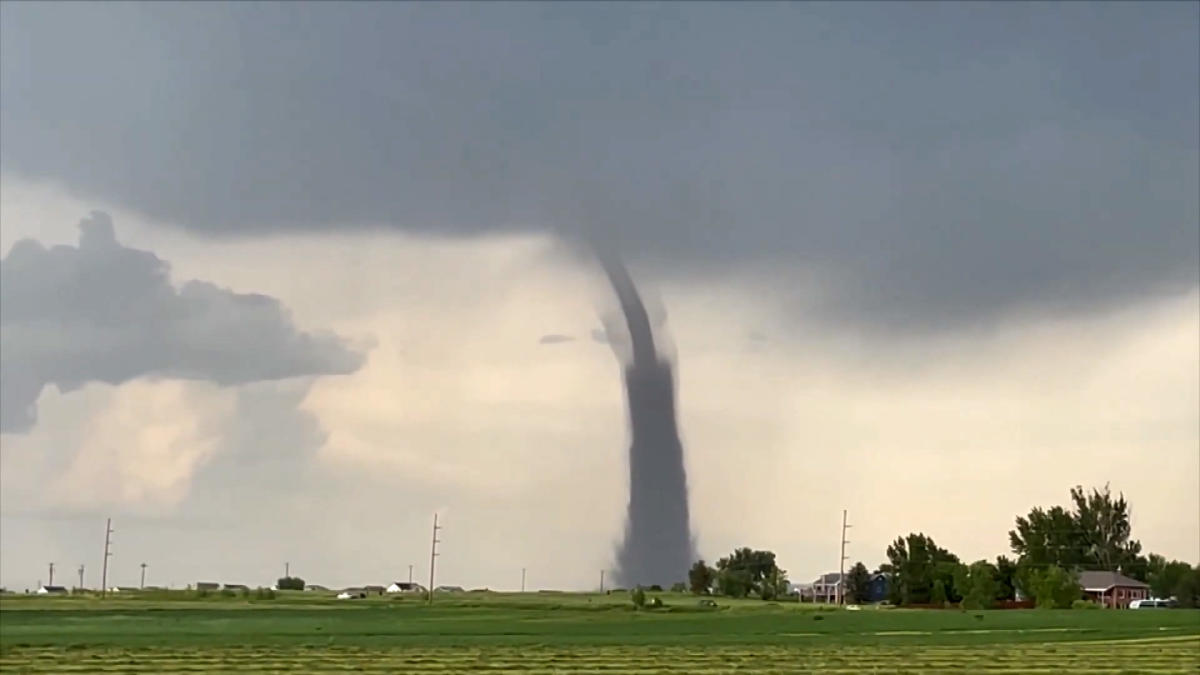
2,593,1198,673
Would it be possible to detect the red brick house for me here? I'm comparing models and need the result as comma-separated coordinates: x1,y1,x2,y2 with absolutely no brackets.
1078,571,1149,608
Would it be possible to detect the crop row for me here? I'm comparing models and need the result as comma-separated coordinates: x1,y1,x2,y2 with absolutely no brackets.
2,638,1196,674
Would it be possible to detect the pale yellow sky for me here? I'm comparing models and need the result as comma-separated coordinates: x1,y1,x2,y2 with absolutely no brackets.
1,175,1197,591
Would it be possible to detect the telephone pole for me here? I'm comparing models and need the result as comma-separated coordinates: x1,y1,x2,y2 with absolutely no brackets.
285,562,289,579
101,518,113,598
600,570,605,594
427,513,441,605
521,568,526,593
140,563,147,589
408,564,413,584
78,565,85,590
48,562,55,587
837,510,851,605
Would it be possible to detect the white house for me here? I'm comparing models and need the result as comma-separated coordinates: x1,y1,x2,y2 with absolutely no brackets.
35,585,67,595
810,573,843,603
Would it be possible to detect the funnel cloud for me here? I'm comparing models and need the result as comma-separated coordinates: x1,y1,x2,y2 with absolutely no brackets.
596,249,696,588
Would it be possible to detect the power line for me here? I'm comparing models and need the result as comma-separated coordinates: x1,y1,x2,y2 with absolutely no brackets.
100,518,113,598
428,513,441,605
837,510,851,605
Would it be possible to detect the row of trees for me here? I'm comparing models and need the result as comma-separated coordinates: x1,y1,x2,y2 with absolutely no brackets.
869,484,1199,608
675,484,1196,609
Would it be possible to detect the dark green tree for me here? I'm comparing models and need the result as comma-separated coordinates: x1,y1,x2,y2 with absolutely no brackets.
687,560,716,595
1172,565,1200,608
885,533,960,605
844,562,872,604
1146,555,1196,600
1010,484,1142,576
276,577,305,591
714,548,786,599
930,579,947,606
994,556,1018,602
954,560,999,609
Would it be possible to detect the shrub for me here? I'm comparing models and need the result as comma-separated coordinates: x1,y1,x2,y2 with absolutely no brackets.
648,585,663,592
219,589,235,598
1071,599,1101,610
631,587,646,609
670,582,687,593
647,596,663,609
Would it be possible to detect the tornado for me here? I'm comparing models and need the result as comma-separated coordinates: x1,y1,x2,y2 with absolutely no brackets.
595,249,695,588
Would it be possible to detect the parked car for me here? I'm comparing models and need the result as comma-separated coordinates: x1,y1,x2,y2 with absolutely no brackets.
1130,598,1176,609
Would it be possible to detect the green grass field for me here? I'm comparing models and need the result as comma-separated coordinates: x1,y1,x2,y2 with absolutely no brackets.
2,592,1197,672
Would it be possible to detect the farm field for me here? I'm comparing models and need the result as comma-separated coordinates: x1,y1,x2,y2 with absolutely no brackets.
2,592,1198,673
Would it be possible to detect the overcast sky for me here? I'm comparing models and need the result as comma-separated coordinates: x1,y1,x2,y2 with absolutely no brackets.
1,2,1197,591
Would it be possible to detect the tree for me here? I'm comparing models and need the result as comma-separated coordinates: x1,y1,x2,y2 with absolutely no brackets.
930,579,947,606
276,576,305,591
954,560,999,609
1172,565,1200,608
994,556,1018,602
687,560,716,595
1146,555,1193,600
714,548,786,599
844,562,872,604
1030,565,1080,609
885,533,960,605
1009,484,1142,575
1070,484,1141,573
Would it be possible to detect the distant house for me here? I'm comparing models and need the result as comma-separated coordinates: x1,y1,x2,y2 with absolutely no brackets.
1079,571,1149,609
810,573,843,603
865,573,890,603
435,585,464,593
305,584,330,592
362,585,385,595
195,582,220,591
386,582,426,594
222,584,250,592
35,585,67,595
111,586,139,593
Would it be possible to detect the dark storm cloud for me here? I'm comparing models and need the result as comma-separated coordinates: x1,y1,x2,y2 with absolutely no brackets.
1,2,1196,327
0,213,365,432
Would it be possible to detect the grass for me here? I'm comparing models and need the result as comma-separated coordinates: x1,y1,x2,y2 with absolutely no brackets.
2,591,1198,672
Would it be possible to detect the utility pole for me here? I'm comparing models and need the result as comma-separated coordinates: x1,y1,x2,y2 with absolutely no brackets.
140,563,147,589
427,513,441,605
48,562,55,587
408,564,413,584
837,510,851,605
600,570,605,594
101,518,113,598
78,565,85,590
521,568,526,593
